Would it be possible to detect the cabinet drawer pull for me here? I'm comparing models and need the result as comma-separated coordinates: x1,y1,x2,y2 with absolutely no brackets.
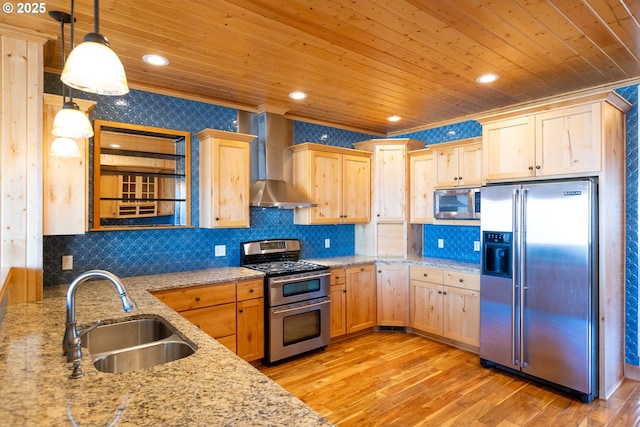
195,296,201,302
459,278,464,283
423,273,428,277
249,288,254,293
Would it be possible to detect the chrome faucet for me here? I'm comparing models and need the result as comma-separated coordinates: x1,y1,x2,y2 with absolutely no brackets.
62,270,137,378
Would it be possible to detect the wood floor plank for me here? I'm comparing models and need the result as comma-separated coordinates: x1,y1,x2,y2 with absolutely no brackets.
257,332,640,426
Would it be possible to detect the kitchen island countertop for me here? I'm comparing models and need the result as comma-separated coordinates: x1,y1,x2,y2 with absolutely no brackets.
0,267,333,426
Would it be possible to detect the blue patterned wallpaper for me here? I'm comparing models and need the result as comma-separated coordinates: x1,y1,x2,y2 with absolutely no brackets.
618,86,639,365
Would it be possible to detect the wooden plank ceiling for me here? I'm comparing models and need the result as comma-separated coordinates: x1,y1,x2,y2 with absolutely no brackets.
2,0,639,135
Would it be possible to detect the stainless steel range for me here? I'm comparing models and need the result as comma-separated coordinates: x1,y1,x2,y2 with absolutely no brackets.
241,239,331,364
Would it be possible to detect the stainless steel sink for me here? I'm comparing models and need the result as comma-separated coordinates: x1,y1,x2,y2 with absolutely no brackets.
92,340,196,374
82,317,174,354
81,315,196,374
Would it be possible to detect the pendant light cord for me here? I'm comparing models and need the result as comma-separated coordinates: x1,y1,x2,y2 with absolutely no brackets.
59,16,67,104
94,0,99,34
69,0,75,103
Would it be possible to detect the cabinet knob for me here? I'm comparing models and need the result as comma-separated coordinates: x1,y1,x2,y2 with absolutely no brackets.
377,214,380,217
459,278,464,283
458,176,463,180
215,217,219,221
239,309,243,313
361,268,365,272
443,291,447,295
377,270,381,273
536,165,541,169
195,296,201,302
528,166,534,170
423,273,428,277
453,177,458,180
343,290,347,293
249,288,254,293
438,291,442,294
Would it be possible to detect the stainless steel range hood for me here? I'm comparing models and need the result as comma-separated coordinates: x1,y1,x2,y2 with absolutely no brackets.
238,110,317,209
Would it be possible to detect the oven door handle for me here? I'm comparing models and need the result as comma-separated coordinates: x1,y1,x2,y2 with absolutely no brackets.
272,298,331,315
269,271,331,285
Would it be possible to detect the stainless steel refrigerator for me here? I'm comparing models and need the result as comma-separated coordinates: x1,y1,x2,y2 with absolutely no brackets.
479,179,597,403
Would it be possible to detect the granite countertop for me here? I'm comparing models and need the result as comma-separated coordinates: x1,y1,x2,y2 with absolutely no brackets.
307,255,480,272
0,267,333,426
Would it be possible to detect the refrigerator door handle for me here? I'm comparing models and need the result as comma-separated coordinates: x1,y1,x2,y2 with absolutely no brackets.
520,188,528,369
511,188,520,366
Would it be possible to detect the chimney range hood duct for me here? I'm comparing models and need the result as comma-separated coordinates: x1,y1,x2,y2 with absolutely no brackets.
238,111,317,209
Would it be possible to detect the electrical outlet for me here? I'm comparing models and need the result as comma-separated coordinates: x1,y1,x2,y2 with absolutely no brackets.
214,245,226,257
437,239,444,249
474,241,481,251
324,238,331,249
62,255,73,270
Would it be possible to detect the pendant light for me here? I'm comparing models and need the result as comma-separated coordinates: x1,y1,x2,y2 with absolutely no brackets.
61,0,128,95
48,8,90,157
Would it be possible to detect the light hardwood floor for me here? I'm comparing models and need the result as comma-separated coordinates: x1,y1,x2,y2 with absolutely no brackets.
258,332,640,426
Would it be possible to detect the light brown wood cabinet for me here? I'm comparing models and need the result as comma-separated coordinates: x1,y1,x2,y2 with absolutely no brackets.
408,149,434,224
43,94,95,236
354,139,424,258
376,264,410,327
481,94,629,182
345,264,377,334
329,268,347,338
292,143,371,224
152,278,264,361
432,138,482,188
236,279,265,361
410,265,480,349
197,129,255,228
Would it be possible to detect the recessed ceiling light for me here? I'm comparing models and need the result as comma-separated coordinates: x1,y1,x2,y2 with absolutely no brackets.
476,73,499,84
288,91,308,100
142,54,169,66
387,115,402,122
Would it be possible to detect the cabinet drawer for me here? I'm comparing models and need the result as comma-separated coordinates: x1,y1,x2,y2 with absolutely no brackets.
181,302,236,338
237,279,264,301
444,270,480,291
330,268,346,286
153,282,236,311
410,265,444,284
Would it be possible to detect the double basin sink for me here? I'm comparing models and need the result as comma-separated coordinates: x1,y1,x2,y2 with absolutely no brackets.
81,315,196,374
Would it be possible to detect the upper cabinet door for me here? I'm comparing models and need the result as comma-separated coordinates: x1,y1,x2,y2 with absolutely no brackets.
374,145,407,222
458,142,483,186
535,103,601,177
409,150,434,224
309,150,343,223
198,129,255,228
342,154,371,223
434,145,460,187
482,116,536,182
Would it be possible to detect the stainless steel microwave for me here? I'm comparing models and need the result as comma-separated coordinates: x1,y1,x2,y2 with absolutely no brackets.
434,188,481,220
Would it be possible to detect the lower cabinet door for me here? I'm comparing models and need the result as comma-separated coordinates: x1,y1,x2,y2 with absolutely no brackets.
443,286,480,347
237,297,264,361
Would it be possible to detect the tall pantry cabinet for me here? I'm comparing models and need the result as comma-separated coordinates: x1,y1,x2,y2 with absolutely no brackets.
353,138,424,257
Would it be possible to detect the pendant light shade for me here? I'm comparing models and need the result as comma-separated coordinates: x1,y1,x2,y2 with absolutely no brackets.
61,33,129,95
52,101,94,138
60,0,129,96
50,137,81,158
